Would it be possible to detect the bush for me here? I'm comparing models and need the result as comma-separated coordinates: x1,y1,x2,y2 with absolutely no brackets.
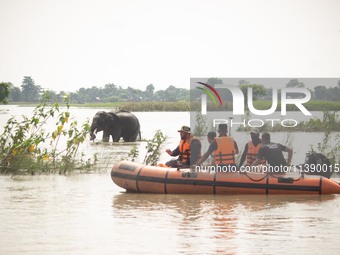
0,93,92,175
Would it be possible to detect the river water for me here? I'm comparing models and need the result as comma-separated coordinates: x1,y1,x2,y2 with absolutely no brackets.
1,106,340,254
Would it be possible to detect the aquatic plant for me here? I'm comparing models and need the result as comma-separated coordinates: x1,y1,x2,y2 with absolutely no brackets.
126,145,139,162
314,125,340,167
193,112,208,136
143,130,167,166
0,93,93,175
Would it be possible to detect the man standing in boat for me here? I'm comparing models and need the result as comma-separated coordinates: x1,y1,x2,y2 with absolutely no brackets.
252,132,293,173
239,129,266,167
195,124,239,171
165,125,191,168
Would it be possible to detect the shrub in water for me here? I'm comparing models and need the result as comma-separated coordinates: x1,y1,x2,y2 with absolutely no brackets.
0,93,91,175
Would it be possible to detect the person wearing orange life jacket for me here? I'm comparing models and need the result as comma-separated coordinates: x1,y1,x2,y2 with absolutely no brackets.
165,125,191,168
196,124,239,167
239,129,266,167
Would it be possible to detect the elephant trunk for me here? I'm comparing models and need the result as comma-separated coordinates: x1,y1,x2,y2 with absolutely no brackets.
90,127,97,140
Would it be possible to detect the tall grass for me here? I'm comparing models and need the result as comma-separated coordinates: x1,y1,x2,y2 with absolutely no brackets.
70,101,190,111
237,111,340,132
252,100,340,112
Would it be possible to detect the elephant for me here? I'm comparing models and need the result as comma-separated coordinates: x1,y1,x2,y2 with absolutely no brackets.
89,110,141,142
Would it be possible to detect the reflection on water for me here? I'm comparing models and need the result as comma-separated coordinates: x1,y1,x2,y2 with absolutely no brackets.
111,192,340,254
1,174,340,254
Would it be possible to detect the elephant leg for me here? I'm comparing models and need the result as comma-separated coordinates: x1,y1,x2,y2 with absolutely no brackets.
112,136,120,142
112,133,120,142
130,130,140,142
102,130,110,142
111,127,121,142
124,133,137,142
123,136,132,142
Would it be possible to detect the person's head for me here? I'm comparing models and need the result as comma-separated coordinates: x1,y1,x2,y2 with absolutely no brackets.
207,131,216,143
178,125,190,140
261,132,271,144
250,128,260,141
218,124,228,136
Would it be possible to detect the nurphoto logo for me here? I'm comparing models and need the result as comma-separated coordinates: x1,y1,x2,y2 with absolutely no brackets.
192,78,313,129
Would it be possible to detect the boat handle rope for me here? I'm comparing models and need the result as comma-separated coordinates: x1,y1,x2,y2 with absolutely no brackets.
244,172,269,182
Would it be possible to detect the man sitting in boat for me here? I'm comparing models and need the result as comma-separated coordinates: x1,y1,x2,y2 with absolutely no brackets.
239,128,266,167
165,125,191,168
206,131,217,165
195,124,239,171
252,132,293,173
190,137,202,166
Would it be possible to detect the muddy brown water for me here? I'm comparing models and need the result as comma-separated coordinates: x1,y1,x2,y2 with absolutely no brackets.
1,107,340,254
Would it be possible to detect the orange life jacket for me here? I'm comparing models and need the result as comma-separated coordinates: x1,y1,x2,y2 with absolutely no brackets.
246,141,266,166
213,137,236,165
179,139,190,164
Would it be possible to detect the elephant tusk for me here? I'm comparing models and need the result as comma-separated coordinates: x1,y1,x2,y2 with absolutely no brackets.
94,128,98,134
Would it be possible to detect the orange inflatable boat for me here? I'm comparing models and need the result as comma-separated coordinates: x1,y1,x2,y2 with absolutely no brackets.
111,161,340,195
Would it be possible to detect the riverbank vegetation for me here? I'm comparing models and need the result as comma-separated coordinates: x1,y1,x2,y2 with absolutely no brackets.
252,100,340,112
2,77,340,111
4,76,189,104
236,111,340,133
2,76,340,113
316,129,340,166
10,99,340,113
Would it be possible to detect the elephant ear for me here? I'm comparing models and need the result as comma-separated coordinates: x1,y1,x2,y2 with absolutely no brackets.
107,112,121,130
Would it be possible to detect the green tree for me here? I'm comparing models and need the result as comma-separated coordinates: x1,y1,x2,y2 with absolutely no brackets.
239,84,267,106
207,77,223,86
144,84,155,100
239,80,250,85
103,83,118,100
9,85,21,102
0,82,10,104
314,86,328,100
286,79,305,88
21,76,41,102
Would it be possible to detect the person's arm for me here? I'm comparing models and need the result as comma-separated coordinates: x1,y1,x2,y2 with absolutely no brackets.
165,149,172,155
251,158,261,166
252,147,264,166
234,141,239,154
196,151,211,166
166,146,180,157
285,147,293,165
279,144,293,165
196,142,216,165
239,143,248,166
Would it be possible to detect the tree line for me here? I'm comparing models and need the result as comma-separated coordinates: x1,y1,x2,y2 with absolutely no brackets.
0,76,189,104
1,76,340,104
192,78,340,102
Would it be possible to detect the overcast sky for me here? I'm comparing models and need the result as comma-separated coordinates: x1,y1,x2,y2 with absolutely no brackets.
1,0,340,92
